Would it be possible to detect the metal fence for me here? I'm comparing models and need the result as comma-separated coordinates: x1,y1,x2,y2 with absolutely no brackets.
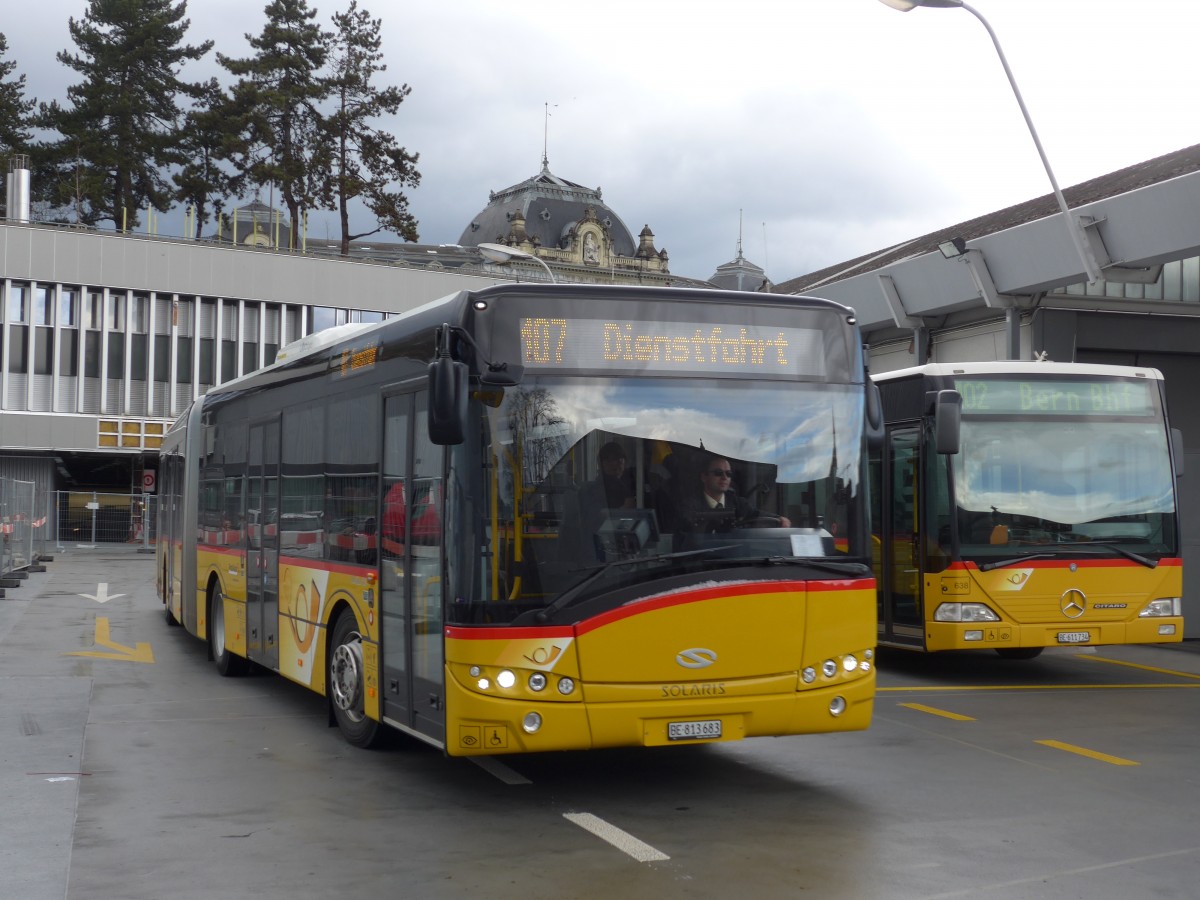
1,477,40,575
55,491,157,551
1,483,160,575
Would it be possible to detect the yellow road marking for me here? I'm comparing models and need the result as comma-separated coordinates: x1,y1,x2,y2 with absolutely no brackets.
1075,654,1200,680
64,617,155,664
1036,739,1139,766
899,703,975,721
878,683,1200,692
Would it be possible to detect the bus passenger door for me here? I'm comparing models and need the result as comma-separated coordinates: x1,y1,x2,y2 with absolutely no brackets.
880,426,924,646
380,390,446,744
246,417,281,669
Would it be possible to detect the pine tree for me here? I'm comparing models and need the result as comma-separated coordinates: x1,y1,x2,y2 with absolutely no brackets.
0,33,35,162
35,0,212,228
173,78,238,239
319,1,421,255
219,0,331,249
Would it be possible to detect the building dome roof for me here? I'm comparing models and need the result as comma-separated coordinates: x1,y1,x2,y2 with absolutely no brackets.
709,247,772,292
457,161,639,257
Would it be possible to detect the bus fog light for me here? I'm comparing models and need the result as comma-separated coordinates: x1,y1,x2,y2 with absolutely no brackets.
522,712,542,734
529,673,547,691
557,677,575,696
843,655,857,672
497,669,516,689
964,630,984,641
829,696,846,717
1159,624,1177,635
822,659,838,678
802,667,816,684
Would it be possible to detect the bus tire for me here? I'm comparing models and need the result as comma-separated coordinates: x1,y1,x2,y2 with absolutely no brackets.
163,563,180,626
995,647,1044,660
210,585,247,677
328,611,382,749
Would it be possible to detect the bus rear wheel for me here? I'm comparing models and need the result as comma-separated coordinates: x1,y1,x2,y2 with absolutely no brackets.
328,612,382,748
995,647,1044,660
210,586,247,676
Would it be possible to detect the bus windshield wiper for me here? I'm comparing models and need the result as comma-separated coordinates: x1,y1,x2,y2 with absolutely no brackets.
535,546,736,623
760,557,872,578
979,544,1157,572
1065,541,1158,569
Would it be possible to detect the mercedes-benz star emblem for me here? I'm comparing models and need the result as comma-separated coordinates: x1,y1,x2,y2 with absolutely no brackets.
1060,589,1087,619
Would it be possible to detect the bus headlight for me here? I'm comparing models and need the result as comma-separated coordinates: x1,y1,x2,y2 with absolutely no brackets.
934,602,1000,623
557,677,576,696
1139,598,1182,617
528,673,547,692
802,666,817,684
822,659,838,678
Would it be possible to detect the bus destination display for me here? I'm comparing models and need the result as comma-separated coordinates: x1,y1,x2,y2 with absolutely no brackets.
519,316,827,377
955,377,1155,416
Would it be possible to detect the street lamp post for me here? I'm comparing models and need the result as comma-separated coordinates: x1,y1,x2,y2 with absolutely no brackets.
877,0,1102,283
477,242,558,283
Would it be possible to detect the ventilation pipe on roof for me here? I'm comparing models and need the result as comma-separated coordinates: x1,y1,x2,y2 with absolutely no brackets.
6,154,30,222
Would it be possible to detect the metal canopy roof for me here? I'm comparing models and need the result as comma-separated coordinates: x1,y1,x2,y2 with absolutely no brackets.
776,144,1200,336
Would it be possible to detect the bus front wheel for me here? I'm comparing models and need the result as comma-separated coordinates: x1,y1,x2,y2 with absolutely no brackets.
210,586,247,676
995,647,1044,660
328,612,382,748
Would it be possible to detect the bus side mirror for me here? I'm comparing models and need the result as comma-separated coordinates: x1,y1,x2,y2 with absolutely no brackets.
933,389,961,455
866,380,884,449
428,356,468,445
1172,427,1184,478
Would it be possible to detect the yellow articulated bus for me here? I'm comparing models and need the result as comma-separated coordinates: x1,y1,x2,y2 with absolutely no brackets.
870,361,1184,658
158,282,881,755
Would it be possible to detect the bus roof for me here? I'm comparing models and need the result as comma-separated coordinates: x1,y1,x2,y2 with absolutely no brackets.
873,360,1165,382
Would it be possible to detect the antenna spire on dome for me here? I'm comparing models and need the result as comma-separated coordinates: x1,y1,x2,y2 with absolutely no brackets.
542,102,557,172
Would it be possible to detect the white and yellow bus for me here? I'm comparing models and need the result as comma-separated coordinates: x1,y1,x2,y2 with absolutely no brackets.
158,282,880,754
871,361,1183,657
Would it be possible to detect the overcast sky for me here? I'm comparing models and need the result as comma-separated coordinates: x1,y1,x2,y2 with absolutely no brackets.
7,0,1198,284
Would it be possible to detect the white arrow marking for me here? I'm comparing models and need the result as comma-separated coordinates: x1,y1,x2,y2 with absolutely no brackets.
79,583,126,604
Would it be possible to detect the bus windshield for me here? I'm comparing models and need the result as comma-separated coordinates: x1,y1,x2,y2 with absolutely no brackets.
952,416,1177,556
478,374,867,615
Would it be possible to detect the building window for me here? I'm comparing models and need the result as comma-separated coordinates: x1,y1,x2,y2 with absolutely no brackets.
8,283,28,322
34,327,54,375
132,295,149,333
7,325,27,372
60,288,79,327
85,292,102,329
34,285,53,325
107,293,125,330
59,330,79,376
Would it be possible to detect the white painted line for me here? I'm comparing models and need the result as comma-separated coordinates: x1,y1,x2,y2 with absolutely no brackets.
469,756,531,785
563,812,670,862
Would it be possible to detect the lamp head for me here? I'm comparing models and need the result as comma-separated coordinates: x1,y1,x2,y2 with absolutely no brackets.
877,0,964,10
937,237,968,259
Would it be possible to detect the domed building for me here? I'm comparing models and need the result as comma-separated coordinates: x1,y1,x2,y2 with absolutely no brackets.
457,157,694,286
709,243,772,293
